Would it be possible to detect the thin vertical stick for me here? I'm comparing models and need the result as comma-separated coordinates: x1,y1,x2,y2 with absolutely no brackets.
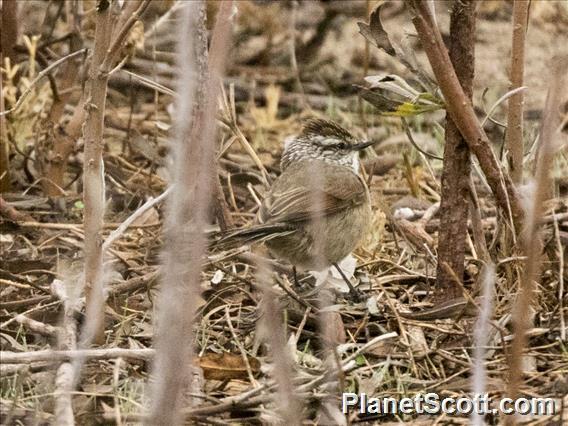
471,263,496,426
54,279,79,426
82,0,113,345
0,0,18,63
82,0,150,345
289,0,307,109
507,57,567,421
145,4,202,423
505,0,530,184
553,215,565,341
146,1,234,424
256,257,303,425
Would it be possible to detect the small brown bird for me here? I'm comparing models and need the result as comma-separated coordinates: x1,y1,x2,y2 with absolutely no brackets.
218,119,376,294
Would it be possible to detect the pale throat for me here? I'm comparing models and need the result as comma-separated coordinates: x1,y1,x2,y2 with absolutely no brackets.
350,153,360,173
322,149,360,174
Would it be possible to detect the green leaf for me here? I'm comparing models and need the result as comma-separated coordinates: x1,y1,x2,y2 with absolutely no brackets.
385,101,443,117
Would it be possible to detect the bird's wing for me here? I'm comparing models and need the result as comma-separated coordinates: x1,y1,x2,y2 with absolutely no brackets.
259,161,368,224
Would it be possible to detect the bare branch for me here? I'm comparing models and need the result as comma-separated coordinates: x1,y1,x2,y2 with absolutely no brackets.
0,48,88,117
81,0,113,344
1,348,154,364
256,257,303,425
146,1,234,424
507,56,568,404
102,187,171,252
104,0,151,70
505,0,530,183
471,263,496,426
407,0,525,231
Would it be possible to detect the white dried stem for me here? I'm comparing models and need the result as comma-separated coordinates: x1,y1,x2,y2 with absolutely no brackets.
102,187,171,252
256,257,303,425
54,363,75,426
54,275,79,426
471,263,496,426
507,57,568,401
1,348,154,364
146,1,234,424
14,314,59,337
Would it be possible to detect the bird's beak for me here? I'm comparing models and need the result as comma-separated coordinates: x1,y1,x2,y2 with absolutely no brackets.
351,139,378,151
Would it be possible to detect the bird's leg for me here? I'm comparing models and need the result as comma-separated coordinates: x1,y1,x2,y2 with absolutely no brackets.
293,265,299,287
332,262,364,302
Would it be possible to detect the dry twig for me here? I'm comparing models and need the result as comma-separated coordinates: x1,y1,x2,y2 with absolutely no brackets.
507,57,568,412
82,0,149,344
407,0,525,232
505,0,530,183
146,2,234,424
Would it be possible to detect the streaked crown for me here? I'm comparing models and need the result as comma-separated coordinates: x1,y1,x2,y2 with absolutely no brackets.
281,119,363,172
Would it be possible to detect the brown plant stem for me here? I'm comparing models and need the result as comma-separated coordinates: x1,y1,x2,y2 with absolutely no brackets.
46,95,86,198
214,177,234,231
0,0,18,192
0,74,8,193
82,1,113,345
82,0,150,344
505,0,530,184
189,0,233,231
43,31,84,197
507,57,567,414
408,0,525,232
435,0,476,301
0,0,17,63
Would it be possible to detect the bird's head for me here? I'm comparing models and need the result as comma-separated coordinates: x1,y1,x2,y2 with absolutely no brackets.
281,119,375,172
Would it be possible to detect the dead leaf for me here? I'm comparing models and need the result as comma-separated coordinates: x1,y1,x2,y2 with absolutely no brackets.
131,206,160,226
320,311,346,345
129,130,164,165
392,217,436,253
198,352,261,381
126,20,145,51
357,3,395,56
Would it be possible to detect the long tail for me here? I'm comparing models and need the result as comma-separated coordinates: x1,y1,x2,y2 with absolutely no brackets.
213,223,295,250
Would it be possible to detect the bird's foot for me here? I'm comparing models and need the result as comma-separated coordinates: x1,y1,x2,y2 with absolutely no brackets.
332,262,366,303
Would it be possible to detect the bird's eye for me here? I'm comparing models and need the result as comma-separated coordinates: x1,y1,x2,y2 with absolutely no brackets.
336,142,347,149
